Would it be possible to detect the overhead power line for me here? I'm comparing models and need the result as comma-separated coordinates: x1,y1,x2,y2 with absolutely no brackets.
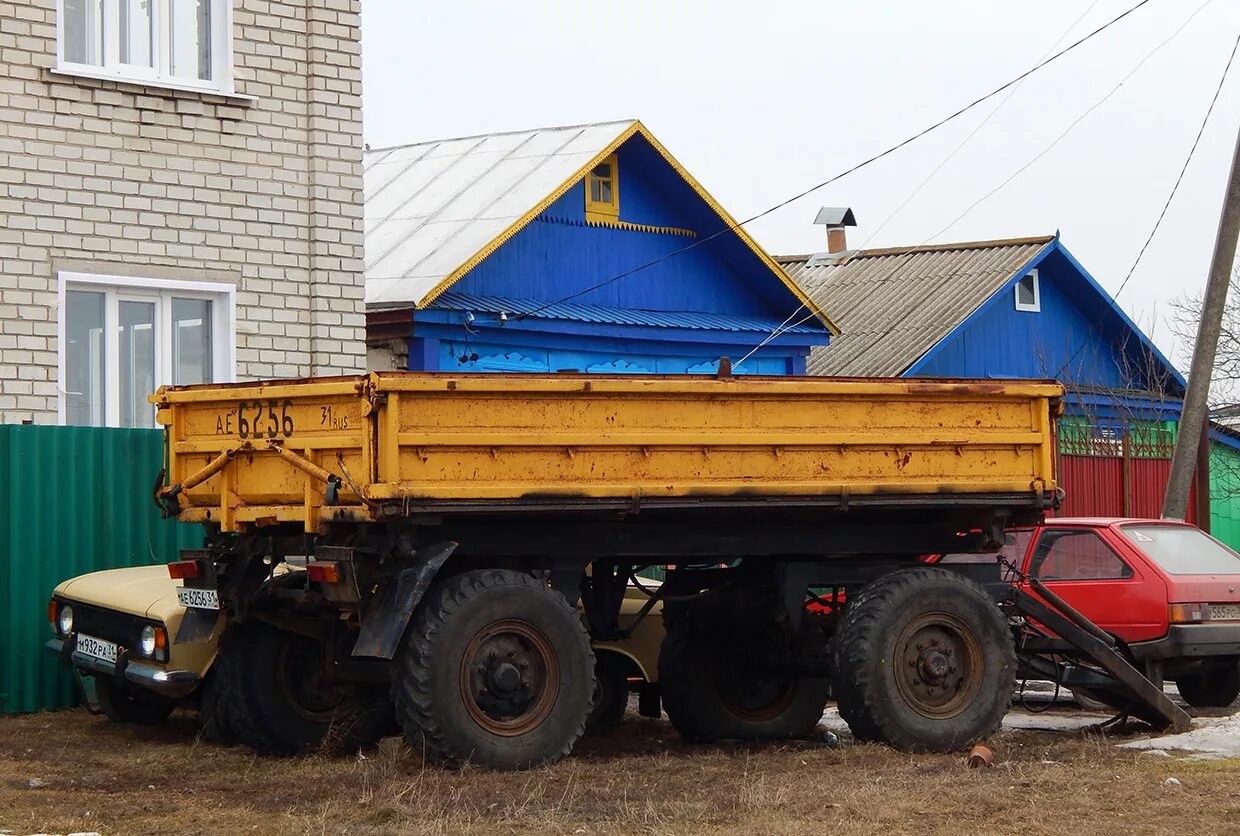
857,0,1105,250
739,0,1225,367
513,0,1155,321
1054,27,1240,382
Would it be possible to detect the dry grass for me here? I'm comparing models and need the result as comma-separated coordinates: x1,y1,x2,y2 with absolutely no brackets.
1,707,1238,835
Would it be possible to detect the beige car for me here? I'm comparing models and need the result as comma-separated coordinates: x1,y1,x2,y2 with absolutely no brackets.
47,566,225,724
48,565,662,735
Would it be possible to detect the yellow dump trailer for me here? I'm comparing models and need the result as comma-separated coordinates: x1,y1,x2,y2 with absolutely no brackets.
151,373,1063,771
153,372,1060,532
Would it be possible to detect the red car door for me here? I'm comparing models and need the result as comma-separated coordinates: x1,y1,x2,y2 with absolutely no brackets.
1021,525,1166,643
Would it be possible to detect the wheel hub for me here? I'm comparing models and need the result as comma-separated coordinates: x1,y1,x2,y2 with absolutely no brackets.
918,648,952,681
460,620,559,736
894,612,983,719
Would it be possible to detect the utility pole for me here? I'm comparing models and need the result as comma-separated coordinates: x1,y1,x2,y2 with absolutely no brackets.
1163,123,1240,520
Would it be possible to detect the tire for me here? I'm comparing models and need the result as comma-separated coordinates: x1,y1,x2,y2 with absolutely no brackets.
833,567,1015,753
659,620,829,743
1176,662,1240,708
198,659,240,745
390,569,595,770
585,653,631,736
1069,687,1114,712
94,677,177,725
223,622,394,756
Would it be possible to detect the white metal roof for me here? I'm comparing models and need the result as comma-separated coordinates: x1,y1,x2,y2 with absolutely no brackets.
364,120,637,308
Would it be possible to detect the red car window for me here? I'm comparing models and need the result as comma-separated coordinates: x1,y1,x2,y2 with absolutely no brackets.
1030,530,1133,581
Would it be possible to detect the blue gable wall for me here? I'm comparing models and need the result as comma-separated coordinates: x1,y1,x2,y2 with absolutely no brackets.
909,244,1183,396
449,132,796,318
406,129,828,376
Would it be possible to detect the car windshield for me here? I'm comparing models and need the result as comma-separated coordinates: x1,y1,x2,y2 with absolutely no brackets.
1120,525,1240,575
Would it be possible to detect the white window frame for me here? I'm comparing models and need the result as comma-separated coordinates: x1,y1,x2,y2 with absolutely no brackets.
55,0,235,95
56,271,237,427
1014,268,1041,312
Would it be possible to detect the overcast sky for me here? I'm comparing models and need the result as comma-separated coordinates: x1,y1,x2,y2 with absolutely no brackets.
361,0,1240,369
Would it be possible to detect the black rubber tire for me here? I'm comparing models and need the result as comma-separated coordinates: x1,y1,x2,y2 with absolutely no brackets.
833,567,1015,753
94,677,177,725
585,653,632,736
659,622,829,743
1176,662,1240,708
390,569,595,770
223,622,394,756
198,656,240,745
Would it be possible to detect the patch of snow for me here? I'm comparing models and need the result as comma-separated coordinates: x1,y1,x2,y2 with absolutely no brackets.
1001,712,1101,732
1120,711,1240,760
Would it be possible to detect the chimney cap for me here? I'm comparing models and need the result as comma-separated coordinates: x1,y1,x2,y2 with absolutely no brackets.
814,206,857,228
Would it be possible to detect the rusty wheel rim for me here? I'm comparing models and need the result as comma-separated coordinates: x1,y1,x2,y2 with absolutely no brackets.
460,619,559,737
893,612,984,720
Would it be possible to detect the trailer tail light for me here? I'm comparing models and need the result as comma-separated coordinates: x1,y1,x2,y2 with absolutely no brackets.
307,562,341,584
167,560,202,580
1168,602,1213,624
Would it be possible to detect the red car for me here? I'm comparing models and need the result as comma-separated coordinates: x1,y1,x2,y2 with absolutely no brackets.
939,518,1240,708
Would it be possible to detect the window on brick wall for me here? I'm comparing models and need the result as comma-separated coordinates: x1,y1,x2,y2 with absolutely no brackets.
59,272,236,428
57,0,233,93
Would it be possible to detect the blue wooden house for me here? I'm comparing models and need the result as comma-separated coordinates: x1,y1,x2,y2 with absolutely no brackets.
780,233,1184,412
363,120,836,375
781,232,1240,534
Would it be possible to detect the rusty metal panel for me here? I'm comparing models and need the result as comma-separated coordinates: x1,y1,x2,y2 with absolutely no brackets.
0,426,203,715
155,373,1063,531
151,376,374,531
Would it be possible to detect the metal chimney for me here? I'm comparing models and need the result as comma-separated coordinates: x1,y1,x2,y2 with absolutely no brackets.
814,207,857,254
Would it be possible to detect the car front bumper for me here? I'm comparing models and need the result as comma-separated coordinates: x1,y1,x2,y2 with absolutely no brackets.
46,637,201,699
1129,623,1240,661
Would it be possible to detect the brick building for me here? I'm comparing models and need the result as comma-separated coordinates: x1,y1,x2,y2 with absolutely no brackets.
0,0,366,426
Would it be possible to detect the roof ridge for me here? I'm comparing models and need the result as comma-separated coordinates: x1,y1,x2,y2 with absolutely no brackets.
365,119,638,155
775,235,1055,265
855,235,1055,258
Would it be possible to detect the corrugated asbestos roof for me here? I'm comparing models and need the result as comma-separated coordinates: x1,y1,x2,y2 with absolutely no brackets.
431,292,828,334
364,120,638,308
779,236,1054,377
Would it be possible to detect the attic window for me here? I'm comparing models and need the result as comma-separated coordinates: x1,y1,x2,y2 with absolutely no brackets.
585,154,619,221
1015,269,1040,312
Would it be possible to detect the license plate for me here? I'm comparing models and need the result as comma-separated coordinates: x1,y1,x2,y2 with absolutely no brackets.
177,587,220,610
1214,603,1240,620
77,634,117,664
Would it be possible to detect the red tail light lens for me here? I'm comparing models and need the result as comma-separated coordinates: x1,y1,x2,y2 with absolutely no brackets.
167,560,202,580
307,562,341,584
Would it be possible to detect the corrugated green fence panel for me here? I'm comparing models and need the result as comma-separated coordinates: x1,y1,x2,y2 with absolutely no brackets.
0,426,203,714
1210,443,1240,552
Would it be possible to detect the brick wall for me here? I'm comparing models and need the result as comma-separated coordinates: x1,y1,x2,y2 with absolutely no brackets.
0,0,366,424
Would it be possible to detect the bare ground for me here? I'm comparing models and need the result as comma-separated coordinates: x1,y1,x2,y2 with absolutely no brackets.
1,707,1238,836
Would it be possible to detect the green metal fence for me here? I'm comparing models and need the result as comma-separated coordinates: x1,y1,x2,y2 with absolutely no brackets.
1210,442,1240,551
0,425,202,714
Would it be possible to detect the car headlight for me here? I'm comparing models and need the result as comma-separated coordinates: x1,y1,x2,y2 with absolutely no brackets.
57,604,74,637
139,625,157,657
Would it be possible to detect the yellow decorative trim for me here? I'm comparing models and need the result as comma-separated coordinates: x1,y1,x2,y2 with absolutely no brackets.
582,217,697,238
417,120,840,335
